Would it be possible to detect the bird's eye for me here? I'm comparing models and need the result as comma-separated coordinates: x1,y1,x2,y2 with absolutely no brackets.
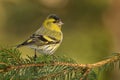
53,20,57,23
53,20,59,23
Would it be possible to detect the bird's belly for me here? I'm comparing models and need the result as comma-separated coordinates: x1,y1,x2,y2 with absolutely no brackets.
29,44,60,55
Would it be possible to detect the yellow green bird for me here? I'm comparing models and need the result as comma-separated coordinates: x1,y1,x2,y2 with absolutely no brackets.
17,14,63,58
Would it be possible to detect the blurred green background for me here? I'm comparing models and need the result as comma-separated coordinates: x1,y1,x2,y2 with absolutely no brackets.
0,0,120,80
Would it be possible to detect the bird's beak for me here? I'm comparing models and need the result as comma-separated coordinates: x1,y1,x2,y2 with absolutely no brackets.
58,21,64,26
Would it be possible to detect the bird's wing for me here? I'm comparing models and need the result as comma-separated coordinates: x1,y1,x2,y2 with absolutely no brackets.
17,34,60,48
33,34,60,45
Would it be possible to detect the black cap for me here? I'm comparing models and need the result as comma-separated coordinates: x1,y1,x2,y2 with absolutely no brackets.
48,14,60,21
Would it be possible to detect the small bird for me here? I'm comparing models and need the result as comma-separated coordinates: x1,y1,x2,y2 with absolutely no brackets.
17,14,63,58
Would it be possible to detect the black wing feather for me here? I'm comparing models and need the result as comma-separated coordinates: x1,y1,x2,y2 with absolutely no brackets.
17,34,60,48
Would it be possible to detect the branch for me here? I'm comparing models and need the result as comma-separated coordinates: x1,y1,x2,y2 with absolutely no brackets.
0,48,120,80
0,53,119,73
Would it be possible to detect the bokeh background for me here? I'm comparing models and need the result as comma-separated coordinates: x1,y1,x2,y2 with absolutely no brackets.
0,0,120,80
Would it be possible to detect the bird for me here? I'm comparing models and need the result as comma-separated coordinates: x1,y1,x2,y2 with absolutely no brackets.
16,14,63,58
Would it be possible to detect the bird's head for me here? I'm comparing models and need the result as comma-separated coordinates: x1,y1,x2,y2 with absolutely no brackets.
43,14,63,32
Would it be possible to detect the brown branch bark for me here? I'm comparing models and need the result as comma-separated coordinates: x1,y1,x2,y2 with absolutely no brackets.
0,53,120,73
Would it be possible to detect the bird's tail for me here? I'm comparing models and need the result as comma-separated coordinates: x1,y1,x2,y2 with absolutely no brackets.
16,44,24,48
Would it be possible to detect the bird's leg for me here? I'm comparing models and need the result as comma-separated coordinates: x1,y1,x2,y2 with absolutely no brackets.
33,49,37,75
34,49,37,61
